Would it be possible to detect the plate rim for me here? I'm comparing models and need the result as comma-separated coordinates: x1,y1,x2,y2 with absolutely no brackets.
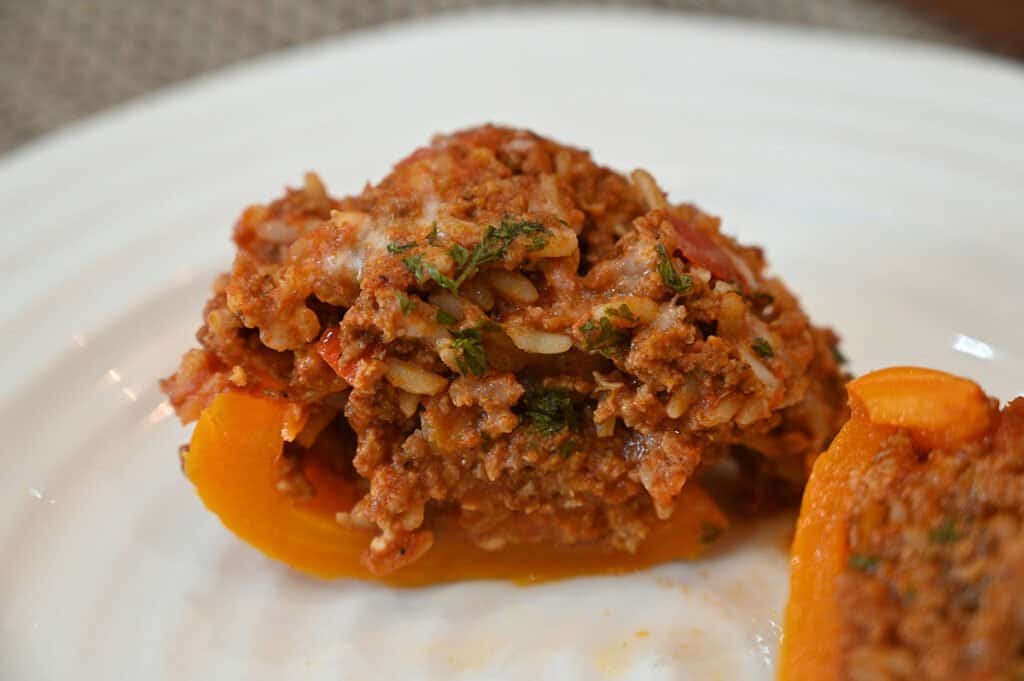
3,5,1023,173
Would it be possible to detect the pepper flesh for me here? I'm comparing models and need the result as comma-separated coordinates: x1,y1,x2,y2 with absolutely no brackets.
185,392,728,586
778,367,994,680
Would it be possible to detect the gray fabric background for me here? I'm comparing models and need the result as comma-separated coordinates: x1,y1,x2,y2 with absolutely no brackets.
0,0,971,155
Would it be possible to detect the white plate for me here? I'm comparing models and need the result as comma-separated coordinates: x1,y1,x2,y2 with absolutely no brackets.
2,8,1022,680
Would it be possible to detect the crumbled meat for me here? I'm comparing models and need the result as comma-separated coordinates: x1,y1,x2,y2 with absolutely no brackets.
162,125,848,574
839,398,1024,681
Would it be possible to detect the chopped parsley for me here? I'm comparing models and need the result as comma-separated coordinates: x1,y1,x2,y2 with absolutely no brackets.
832,345,848,365
436,310,458,326
527,232,548,252
751,337,774,358
581,316,630,357
396,292,414,315
848,554,880,573
604,303,636,322
426,222,439,245
494,217,548,241
402,255,456,290
521,386,578,436
929,518,960,545
449,328,487,376
655,243,693,295
402,255,425,280
445,217,548,289
700,521,724,544
387,241,416,254
448,243,470,268
424,264,457,289
405,217,550,294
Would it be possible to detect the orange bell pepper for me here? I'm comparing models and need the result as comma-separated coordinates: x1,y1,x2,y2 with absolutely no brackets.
778,367,994,681
185,393,371,579
185,392,728,586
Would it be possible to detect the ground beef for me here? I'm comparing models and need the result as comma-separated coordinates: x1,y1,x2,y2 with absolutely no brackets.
161,125,848,574
839,398,1024,680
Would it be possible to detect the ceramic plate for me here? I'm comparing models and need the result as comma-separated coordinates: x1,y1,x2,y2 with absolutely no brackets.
2,8,1022,680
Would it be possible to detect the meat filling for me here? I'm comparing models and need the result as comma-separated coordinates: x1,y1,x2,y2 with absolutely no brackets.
839,398,1024,680
162,125,848,574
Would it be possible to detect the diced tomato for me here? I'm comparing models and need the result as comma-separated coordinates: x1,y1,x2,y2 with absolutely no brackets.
665,214,742,284
317,326,341,370
317,326,358,385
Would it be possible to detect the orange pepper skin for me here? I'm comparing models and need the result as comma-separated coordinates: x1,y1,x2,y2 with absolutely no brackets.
185,392,728,586
778,367,994,681
845,366,993,451
185,393,372,579
778,417,895,681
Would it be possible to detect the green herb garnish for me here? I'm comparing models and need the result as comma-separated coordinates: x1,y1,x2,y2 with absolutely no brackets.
752,337,774,358
387,241,416,254
929,518,960,545
402,255,426,281
493,217,548,240
447,217,549,291
406,217,550,293
403,255,458,290
581,317,630,357
436,310,458,326
396,292,414,315
449,328,487,376
426,222,439,245
848,554,880,573
832,346,848,365
422,262,457,290
604,303,636,322
527,233,548,251
448,218,545,285
448,243,470,267
655,243,693,295
521,386,578,435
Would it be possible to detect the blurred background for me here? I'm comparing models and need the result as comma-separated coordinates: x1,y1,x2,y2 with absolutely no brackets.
1,0,1021,155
